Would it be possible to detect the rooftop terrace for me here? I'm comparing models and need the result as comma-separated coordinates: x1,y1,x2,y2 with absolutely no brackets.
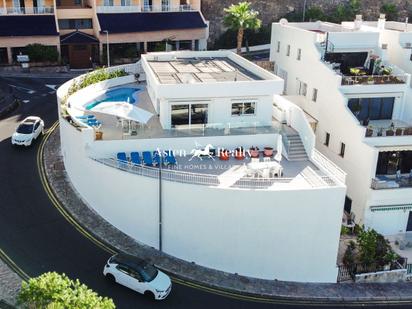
147,57,262,84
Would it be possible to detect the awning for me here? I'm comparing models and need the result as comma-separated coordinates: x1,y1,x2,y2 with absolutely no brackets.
0,15,58,37
370,204,412,212
97,11,207,34
60,31,99,45
376,145,412,152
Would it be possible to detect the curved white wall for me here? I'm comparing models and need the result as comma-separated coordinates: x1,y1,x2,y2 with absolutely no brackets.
57,70,346,283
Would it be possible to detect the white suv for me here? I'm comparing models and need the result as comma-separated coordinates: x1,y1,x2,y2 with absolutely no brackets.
11,116,44,146
103,254,172,300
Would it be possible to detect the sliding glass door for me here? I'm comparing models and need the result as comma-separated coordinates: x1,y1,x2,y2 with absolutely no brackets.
348,97,394,122
171,104,208,128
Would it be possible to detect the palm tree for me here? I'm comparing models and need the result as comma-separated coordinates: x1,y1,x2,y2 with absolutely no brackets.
223,2,262,54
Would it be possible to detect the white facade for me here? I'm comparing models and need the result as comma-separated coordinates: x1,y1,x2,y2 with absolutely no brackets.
270,18,412,236
57,53,347,283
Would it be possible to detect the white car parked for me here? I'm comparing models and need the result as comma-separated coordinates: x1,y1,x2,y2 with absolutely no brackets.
11,116,44,146
103,254,172,300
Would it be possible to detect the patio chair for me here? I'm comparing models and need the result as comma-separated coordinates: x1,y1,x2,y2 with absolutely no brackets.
130,152,141,165
117,152,128,169
142,151,153,166
153,151,162,166
164,150,177,166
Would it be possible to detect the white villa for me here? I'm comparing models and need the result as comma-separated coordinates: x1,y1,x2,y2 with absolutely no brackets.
270,15,412,237
58,50,346,283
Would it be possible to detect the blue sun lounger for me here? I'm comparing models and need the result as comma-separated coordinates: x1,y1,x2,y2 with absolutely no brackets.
142,151,153,166
153,151,161,166
164,150,176,166
130,152,141,165
117,152,128,168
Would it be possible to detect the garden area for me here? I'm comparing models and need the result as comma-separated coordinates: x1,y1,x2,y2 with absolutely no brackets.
338,225,406,282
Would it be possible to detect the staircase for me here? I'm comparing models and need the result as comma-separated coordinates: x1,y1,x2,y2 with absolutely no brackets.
285,134,308,161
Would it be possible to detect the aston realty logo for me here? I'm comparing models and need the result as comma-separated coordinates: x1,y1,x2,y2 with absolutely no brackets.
189,143,215,161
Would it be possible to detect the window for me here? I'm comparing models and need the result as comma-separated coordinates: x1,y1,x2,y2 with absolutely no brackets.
286,45,290,56
312,88,318,102
348,97,394,122
276,41,280,53
58,19,92,29
171,103,208,128
121,0,131,5
340,142,346,157
297,48,302,60
298,81,307,96
231,102,256,116
161,0,170,11
324,132,330,146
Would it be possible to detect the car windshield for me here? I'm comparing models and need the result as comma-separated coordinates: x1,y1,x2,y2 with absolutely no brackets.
140,263,158,282
16,123,34,134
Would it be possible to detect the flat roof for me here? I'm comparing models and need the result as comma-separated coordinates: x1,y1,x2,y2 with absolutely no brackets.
148,57,262,84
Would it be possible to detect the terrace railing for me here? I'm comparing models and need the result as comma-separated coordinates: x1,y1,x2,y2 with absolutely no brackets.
6,6,54,14
141,4,193,12
92,157,338,189
96,5,141,13
365,126,412,138
341,74,408,86
312,149,346,184
337,261,405,282
371,175,412,190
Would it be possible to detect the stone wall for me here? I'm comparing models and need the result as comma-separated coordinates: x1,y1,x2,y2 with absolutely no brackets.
201,0,411,45
355,269,407,283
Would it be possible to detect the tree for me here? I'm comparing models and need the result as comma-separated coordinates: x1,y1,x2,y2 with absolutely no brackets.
17,272,115,309
25,44,59,63
305,6,325,22
381,3,399,21
223,2,262,54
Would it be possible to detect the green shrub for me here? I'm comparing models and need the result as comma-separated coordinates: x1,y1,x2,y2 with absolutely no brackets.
17,272,115,309
25,44,59,63
343,240,357,268
381,3,399,21
341,226,350,235
305,6,326,21
77,69,127,91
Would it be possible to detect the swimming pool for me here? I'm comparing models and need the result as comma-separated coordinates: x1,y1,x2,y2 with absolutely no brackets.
85,87,141,110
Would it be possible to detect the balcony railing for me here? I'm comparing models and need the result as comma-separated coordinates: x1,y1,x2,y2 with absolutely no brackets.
371,175,412,190
5,6,54,14
312,149,346,184
341,74,408,86
141,4,193,12
365,126,412,138
92,157,337,189
96,5,141,13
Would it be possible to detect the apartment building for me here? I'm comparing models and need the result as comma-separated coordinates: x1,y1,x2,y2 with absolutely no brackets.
270,16,412,236
0,0,208,68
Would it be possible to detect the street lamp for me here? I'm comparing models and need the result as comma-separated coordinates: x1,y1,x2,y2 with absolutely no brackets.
103,30,110,67
302,0,307,22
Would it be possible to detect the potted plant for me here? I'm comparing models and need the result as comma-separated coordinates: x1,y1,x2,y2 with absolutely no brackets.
263,147,274,157
382,67,393,76
351,102,361,118
234,147,245,160
365,126,373,137
386,128,394,136
396,128,403,136
249,146,260,158
95,130,103,140
404,127,412,136
367,76,374,85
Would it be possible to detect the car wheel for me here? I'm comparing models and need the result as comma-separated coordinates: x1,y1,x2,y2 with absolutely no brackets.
144,291,156,300
105,274,116,283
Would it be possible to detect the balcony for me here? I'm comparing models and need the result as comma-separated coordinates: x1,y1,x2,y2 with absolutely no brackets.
371,174,412,190
342,74,407,86
364,120,412,138
2,6,54,14
141,4,194,12
96,5,141,13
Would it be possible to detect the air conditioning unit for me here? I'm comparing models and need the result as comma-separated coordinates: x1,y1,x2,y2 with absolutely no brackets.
405,42,412,49
381,43,388,50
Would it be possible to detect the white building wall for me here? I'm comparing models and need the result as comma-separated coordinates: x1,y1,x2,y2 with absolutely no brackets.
59,117,345,283
270,23,380,225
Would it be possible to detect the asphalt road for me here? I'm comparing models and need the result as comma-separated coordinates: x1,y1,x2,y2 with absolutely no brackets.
0,76,410,309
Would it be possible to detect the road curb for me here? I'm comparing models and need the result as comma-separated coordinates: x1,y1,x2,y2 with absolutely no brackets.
0,98,19,120
41,123,412,306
